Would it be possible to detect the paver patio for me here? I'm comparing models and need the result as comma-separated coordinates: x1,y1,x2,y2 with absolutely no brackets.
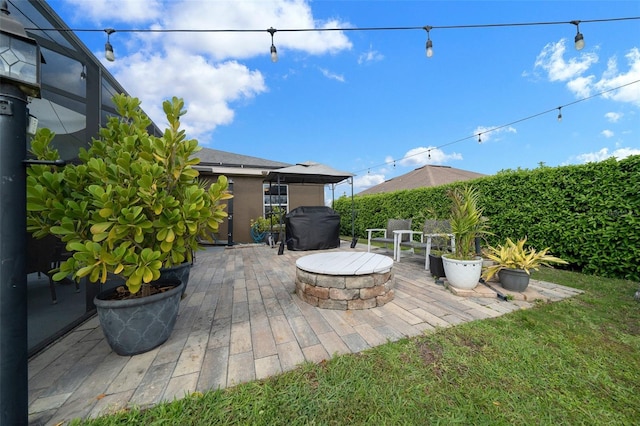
27,242,582,425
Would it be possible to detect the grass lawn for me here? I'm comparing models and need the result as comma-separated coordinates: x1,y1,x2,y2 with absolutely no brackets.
72,268,640,425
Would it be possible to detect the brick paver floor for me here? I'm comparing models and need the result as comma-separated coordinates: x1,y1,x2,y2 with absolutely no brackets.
28,242,582,425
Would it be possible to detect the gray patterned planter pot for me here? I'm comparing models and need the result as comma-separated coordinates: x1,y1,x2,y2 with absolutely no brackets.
94,279,183,356
160,262,191,296
499,268,530,292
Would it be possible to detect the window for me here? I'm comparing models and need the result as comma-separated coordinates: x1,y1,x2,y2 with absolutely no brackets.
263,183,288,220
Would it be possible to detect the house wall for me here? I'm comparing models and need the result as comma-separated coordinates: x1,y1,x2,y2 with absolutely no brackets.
200,174,325,244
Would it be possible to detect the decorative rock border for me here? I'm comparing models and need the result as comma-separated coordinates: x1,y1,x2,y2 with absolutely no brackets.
295,265,395,310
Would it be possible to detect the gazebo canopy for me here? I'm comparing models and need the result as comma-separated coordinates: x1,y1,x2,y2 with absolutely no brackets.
265,161,353,185
264,161,357,252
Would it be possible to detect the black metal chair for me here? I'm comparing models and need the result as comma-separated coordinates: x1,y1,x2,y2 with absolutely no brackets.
26,234,76,304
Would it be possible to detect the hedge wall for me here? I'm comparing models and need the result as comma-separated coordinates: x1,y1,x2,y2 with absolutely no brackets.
334,155,640,281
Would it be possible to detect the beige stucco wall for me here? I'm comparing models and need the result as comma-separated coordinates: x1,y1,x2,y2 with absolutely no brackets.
200,174,325,244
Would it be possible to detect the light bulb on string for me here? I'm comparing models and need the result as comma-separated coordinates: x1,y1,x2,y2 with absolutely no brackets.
267,27,278,62
557,107,563,122
424,26,433,58
571,21,585,50
104,28,115,61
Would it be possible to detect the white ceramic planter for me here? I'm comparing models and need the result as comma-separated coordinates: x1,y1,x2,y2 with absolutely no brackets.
442,255,482,290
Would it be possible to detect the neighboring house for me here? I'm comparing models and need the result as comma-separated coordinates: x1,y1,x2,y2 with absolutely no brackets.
195,148,327,244
358,165,486,195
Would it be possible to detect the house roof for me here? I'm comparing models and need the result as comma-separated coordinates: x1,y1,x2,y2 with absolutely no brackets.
358,165,486,195
197,147,291,169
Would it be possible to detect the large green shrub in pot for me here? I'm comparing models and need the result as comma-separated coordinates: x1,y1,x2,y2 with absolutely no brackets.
27,94,232,296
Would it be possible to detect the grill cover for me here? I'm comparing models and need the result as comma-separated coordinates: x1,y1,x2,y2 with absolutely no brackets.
285,206,340,251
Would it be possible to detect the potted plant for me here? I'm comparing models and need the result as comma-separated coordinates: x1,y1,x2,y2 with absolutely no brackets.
482,237,567,291
250,216,270,243
250,207,285,244
428,248,447,280
441,185,490,290
26,94,231,355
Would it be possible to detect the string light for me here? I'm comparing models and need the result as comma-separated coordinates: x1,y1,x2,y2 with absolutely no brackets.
104,28,115,61
267,27,278,62
571,20,585,50
356,79,639,176
28,16,639,64
80,64,86,80
424,26,433,58
22,14,639,175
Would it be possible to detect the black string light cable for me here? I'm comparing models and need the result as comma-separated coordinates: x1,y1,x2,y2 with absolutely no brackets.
25,16,640,61
348,78,640,178
20,10,639,174
29,15,640,33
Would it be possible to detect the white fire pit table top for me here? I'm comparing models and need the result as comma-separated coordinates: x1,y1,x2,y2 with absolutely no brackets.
295,251,393,275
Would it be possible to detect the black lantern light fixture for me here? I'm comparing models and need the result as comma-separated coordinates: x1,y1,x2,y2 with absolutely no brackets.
0,1,41,97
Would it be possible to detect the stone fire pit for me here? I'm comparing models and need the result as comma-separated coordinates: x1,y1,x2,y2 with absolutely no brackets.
295,251,394,310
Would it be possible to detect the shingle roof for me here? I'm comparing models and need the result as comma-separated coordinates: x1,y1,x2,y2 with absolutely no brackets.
197,147,291,169
358,165,486,195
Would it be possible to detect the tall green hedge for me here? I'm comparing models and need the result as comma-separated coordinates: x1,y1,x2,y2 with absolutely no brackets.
334,155,640,281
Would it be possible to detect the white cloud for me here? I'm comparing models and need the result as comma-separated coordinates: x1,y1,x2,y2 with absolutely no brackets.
62,0,353,142
157,1,352,61
605,112,623,122
534,39,598,83
566,75,596,98
358,45,384,65
575,147,640,163
319,68,345,82
398,147,462,167
594,48,640,106
109,50,267,141
64,0,163,23
472,125,517,143
533,41,640,105
353,173,385,192
601,130,614,138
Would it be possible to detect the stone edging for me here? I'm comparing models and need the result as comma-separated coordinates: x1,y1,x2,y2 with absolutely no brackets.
295,267,395,310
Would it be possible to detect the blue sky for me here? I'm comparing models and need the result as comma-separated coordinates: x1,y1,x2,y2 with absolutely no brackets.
47,0,640,196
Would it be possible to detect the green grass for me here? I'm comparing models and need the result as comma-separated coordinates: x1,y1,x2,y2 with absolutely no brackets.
72,269,640,425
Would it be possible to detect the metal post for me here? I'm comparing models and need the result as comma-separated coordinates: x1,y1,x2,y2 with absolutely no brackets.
350,177,357,248
227,179,234,246
0,83,28,425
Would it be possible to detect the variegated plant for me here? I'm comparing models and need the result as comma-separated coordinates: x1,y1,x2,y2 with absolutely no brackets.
482,237,567,281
